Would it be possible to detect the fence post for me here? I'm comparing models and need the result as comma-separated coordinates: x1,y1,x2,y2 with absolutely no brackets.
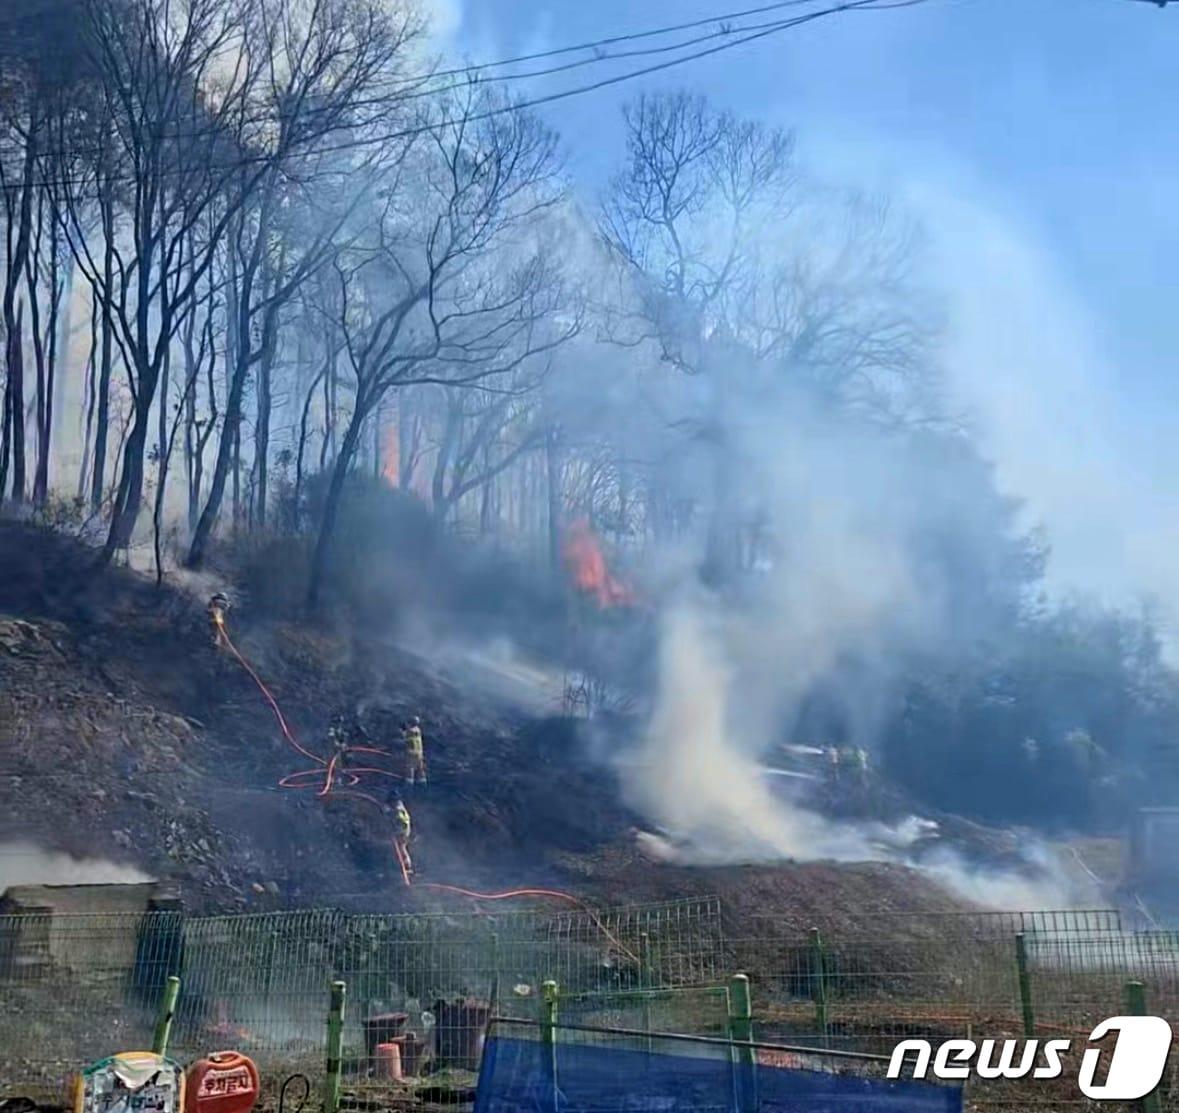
729,974,755,1113
151,975,180,1056
641,932,654,1052
809,928,828,1046
489,931,501,1017
1124,980,1162,1113
324,980,346,1113
1014,933,1035,1037
541,980,559,1113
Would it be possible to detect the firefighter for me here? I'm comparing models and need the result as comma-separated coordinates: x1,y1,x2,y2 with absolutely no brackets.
393,798,413,875
403,715,427,786
207,593,231,648
327,714,350,768
824,746,841,785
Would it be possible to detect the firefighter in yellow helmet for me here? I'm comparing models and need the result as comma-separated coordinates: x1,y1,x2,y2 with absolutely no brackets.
393,798,413,875
207,593,230,649
402,715,427,786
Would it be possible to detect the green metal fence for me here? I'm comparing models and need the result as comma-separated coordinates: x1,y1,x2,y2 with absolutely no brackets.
0,897,724,1099
731,918,1177,1054
3,903,1178,1110
729,915,1179,1111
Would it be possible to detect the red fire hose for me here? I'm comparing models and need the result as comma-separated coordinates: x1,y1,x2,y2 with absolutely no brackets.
217,616,635,961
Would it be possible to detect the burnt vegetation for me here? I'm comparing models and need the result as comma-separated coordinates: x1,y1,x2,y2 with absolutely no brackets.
0,0,1177,872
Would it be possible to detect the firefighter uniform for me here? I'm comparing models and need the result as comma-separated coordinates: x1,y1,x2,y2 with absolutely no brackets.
207,593,230,648
403,719,427,786
328,721,349,767
394,801,413,874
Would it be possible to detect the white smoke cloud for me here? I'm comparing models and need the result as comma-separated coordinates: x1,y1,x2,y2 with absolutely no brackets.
0,842,152,892
626,406,938,864
917,181,1179,624
616,192,1125,909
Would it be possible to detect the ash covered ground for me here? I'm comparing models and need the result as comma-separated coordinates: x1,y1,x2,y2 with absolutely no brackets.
0,520,1101,926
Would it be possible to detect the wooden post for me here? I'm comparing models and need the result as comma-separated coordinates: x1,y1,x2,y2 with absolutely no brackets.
151,976,180,1056
1015,933,1035,1037
324,981,346,1113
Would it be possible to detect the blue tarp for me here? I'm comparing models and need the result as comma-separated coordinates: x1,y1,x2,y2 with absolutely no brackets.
474,1036,963,1112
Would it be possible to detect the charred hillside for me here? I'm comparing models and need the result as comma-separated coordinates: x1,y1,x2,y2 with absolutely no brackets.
0,520,970,928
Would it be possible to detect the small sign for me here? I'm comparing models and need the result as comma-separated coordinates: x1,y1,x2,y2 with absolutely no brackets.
74,1052,184,1113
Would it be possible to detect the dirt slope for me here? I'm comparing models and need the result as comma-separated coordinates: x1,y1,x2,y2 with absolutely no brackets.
0,521,969,927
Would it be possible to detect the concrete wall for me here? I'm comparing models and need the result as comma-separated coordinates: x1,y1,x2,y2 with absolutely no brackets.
0,882,164,975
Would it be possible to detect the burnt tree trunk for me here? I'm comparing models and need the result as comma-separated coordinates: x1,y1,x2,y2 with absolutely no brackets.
90,200,116,512
307,407,365,608
1,125,37,503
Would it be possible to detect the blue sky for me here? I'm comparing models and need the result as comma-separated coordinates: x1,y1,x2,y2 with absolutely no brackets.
437,0,1179,613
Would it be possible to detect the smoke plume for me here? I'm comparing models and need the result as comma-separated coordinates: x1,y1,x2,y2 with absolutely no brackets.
0,841,152,892
619,367,1084,904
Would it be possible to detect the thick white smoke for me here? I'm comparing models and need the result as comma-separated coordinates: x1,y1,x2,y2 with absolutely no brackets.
633,602,890,862
621,377,1094,907
0,841,152,892
627,402,927,855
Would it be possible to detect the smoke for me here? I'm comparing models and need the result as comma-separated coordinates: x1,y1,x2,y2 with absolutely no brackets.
0,841,152,892
629,618,1094,908
627,384,928,837
632,602,883,862
618,359,1090,905
919,181,1179,621
917,845,1099,911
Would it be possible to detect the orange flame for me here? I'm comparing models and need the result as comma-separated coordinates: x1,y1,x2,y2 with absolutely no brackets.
562,518,634,608
381,424,399,487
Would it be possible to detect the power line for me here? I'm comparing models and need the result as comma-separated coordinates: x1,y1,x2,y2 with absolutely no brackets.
0,0,927,194
352,0,837,90
0,2,870,163
0,0,905,164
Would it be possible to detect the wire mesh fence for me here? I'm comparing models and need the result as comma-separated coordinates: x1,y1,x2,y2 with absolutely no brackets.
0,897,724,1100
739,908,1123,946
554,985,734,1044
730,918,1178,1111
733,930,1178,1046
2,903,1178,1110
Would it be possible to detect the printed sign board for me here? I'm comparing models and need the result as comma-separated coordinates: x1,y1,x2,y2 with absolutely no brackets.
73,1052,184,1113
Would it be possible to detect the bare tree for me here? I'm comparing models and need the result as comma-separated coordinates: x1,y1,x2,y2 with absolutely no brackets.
602,92,796,372
601,91,934,578
184,0,422,567
55,0,416,561
306,89,578,605
426,359,551,525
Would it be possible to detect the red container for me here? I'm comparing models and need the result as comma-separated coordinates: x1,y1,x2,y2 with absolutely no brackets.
185,1052,259,1113
363,1013,409,1058
374,1041,403,1081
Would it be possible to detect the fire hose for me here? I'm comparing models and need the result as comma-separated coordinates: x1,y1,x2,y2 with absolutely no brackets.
214,614,638,962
